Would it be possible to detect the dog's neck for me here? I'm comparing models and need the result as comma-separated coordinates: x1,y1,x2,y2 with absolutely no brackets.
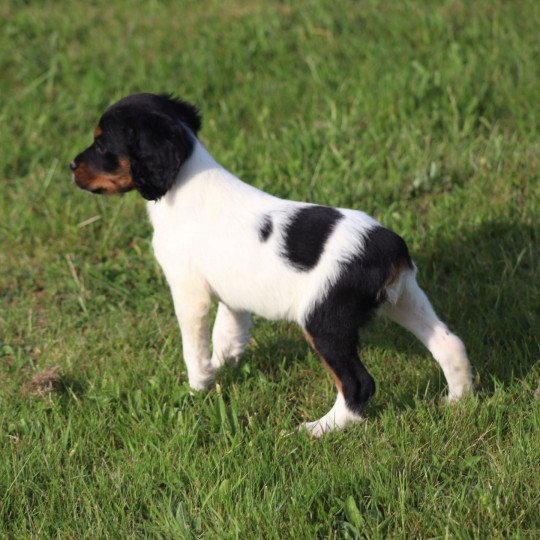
176,138,222,185
146,137,277,236
147,138,256,219
151,139,224,206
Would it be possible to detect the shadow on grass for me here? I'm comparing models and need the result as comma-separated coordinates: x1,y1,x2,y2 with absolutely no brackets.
379,219,539,409
406,220,538,387
58,375,88,398
362,220,538,411
221,331,309,386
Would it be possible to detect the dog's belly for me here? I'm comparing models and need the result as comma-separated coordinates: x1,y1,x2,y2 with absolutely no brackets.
205,261,313,322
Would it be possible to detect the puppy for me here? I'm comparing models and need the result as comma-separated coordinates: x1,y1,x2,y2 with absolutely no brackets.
72,93,473,436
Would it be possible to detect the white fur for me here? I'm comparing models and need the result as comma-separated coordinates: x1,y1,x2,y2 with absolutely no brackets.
381,271,473,402
299,393,364,438
147,140,473,434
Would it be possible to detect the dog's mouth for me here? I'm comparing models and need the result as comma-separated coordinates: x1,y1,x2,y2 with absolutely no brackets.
71,157,134,195
72,169,107,194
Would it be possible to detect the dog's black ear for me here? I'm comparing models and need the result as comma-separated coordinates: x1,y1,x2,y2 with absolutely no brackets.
127,112,194,201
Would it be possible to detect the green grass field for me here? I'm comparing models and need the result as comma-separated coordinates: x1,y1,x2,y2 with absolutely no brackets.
1,0,539,537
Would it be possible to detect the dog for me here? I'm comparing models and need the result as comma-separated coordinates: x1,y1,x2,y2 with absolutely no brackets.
71,93,473,436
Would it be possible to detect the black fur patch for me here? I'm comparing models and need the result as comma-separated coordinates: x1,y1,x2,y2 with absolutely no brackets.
258,215,273,242
304,225,412,414
106,93,202,134
125,111,194,201
283,205,343,271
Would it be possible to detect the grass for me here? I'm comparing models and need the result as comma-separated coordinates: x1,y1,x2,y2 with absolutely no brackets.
1,0,539,537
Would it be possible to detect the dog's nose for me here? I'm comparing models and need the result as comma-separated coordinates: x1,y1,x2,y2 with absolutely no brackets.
70,161,77,171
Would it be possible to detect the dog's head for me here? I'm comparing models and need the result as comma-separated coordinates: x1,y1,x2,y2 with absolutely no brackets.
71,93,202,200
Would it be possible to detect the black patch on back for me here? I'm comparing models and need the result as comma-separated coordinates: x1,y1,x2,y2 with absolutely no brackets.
304,224,413,332
258,215,273,242
316,225,413,318
304,225,413,414
283,205,343,271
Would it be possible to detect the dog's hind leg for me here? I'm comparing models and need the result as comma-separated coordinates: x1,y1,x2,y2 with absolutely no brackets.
211,302,252,370
381,270,473,401
300,308,375,437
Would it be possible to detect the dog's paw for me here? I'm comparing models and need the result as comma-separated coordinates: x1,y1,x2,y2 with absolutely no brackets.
445,383,474,404
210,351,241,370
298,411,365,437
298,420,327,438
444,394,470,405
188,373,215,392
298,419,342,438
209,353,224,370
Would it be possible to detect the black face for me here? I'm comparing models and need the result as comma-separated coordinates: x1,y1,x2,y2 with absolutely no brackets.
71,93,202,200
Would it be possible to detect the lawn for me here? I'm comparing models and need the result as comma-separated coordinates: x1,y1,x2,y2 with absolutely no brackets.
1,0,539,537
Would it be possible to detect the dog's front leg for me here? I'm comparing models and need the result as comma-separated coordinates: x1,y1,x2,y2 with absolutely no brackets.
211,303,252,370
169,277,215,391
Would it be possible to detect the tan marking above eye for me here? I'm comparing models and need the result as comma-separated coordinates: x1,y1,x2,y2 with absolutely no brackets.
94,126,103,138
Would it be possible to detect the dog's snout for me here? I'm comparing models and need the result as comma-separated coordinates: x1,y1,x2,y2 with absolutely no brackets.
70,161,77,171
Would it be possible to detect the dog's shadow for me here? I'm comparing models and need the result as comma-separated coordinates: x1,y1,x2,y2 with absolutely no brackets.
235,220,538,413
409,220,537,383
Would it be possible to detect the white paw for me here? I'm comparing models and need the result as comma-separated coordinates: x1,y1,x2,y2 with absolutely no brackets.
445,382,474,403
188,373,215,392
298,420,333,438
210,353,225,370
211,351,241,370
299,411,365,437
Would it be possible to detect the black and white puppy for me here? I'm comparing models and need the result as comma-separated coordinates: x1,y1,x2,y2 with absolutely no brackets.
72,93,473,436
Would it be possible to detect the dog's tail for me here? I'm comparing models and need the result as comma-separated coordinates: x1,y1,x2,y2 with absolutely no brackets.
363,226,415,306
381,259,417,306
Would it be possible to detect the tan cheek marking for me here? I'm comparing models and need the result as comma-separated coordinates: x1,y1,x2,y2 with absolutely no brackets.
304,330,343,394
87,178,116,193
110,157,134,191
74,168,116,193
94,126,103,138
74,158,134,194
